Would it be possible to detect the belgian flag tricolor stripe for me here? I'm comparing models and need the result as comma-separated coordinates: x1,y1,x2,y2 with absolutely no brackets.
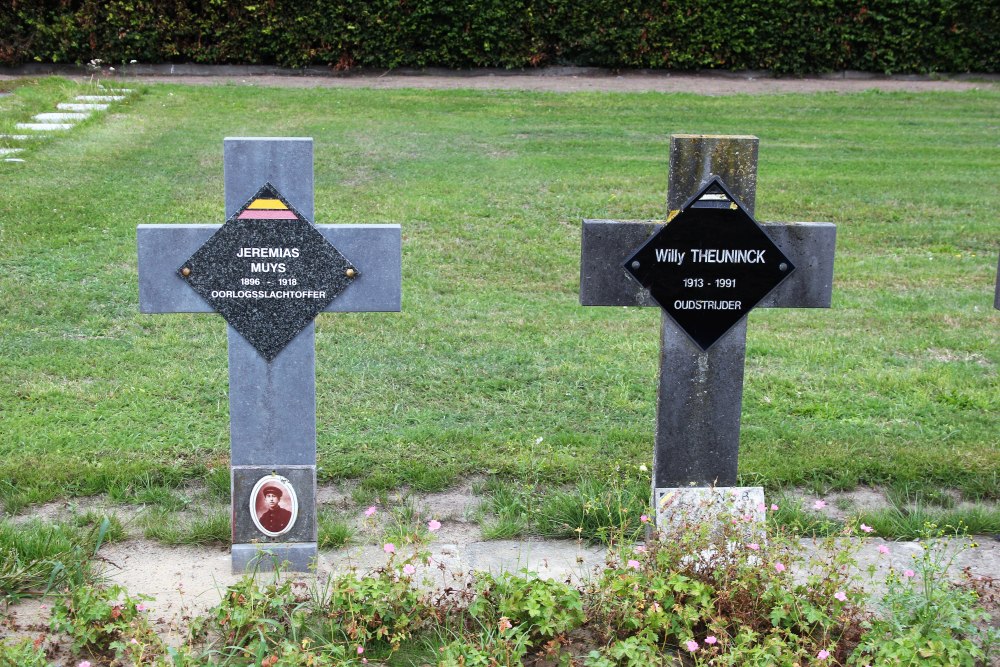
238,196,296,219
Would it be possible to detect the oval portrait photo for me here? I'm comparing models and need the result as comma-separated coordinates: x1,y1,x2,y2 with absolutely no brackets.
249,475,299,538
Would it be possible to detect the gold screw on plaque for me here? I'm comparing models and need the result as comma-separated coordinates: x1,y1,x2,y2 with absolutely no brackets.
345,268,356,278
181,267,191,277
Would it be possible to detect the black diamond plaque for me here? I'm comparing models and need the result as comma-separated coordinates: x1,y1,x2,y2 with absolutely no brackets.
624,177,794,351
179,183,357,361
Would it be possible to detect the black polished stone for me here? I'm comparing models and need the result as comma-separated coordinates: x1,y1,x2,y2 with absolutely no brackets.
624,178,794,351
179,183,357,361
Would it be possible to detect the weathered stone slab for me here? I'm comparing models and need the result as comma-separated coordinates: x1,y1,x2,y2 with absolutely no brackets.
654,486,766,539
0,148,23,156
15,123,71,131
57,103,108,111
33,112,89,121
76,95,125,102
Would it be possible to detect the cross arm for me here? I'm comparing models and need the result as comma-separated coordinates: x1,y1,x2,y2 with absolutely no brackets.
579,220,836,308
137,224,401,314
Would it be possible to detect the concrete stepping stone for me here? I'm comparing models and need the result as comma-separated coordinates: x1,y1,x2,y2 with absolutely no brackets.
76,95,125,102
33,112,89,122
15,123,72,131
0,134,41,141
57,103,108,111
0,148,24,156
4,158,26,163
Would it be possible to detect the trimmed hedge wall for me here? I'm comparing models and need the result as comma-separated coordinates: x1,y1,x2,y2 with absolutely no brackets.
3,0,998,74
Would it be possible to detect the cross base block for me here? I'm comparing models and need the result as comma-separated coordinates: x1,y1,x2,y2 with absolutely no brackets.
232,543,318,573
654,487,766,540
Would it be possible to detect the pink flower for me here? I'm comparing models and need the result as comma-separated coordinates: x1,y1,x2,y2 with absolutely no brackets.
774,562,786,572
427,519,441,532
903,569,915,578
403,564,416,575
626,559,641,570
704,635,718,645
814,500,827,510
640,514,650,523
130,638,139,645
747,543,760,551
686,640,699,652
770,504,778,511
383,543,396,554
498,617,512,632
878,545,890,555
834,591,847,602
78,662,92,667
634,545,646,554
860,523,874,533
365,505,377,517
757,502,766,512
357,645,364,655
818,649,830,660
136,603,146,612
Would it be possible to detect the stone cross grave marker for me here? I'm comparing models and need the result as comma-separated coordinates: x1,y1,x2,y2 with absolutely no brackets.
580,134,836,526
138,138,401,571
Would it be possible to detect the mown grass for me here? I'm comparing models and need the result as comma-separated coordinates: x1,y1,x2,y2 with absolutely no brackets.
0,78,997,524
0,514,119,602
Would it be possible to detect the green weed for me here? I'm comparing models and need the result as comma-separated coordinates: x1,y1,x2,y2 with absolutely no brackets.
318,509,354,549
0,519,99,602
140,507,230,546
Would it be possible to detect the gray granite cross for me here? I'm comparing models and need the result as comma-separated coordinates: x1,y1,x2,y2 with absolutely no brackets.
580,134,836,525
137,138,401,571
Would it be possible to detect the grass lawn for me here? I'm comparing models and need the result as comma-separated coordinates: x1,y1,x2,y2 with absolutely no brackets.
0,77,997,520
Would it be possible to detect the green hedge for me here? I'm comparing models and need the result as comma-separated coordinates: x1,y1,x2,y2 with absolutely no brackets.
3,0,998,74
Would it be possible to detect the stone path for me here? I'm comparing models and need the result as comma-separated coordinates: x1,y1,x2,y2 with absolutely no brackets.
1,87,133,162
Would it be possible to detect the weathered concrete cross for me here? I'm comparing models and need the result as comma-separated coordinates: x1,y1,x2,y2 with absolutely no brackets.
580,134,836,524
137,138,401,571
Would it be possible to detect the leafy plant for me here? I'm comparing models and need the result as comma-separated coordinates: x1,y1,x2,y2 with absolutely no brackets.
0,637,53,667
0,518,100,602
469,570,585,651
850,526,998,665
49,583,161,662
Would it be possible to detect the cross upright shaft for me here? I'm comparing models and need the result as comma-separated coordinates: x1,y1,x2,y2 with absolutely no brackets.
657,135,759,487
580,135,836,490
